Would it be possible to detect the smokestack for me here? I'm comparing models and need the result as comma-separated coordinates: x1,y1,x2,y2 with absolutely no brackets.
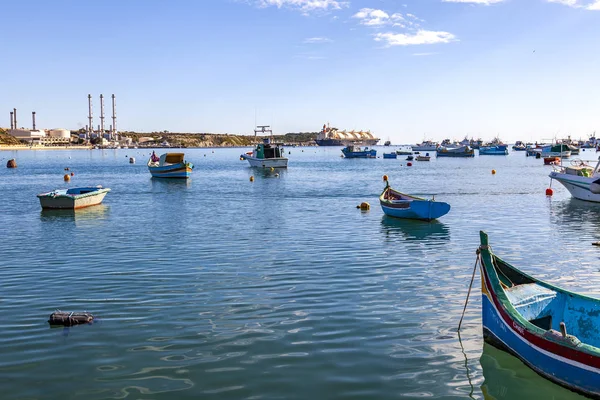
32,111,36,130
13,108,17,129
10,112,14,130
111,94,117,138
87,94,93,136
100,94,105,134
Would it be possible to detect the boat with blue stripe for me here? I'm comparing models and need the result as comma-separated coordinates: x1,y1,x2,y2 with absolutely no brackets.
147,152,194,179
341,145,376,158
479,231,600,398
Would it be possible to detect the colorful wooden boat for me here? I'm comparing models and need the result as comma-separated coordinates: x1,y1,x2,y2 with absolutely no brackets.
479,230,600,398
147,152,194,178
37,186,110,209
379,179,450,221
415,154,430,161
341,145,376,158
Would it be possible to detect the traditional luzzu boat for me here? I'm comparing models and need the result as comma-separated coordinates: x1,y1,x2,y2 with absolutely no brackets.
379,177,450,221
37,186,111,209
478,231,600,398
549,158,600,202
341,145,376,158
147,152,194,178
541,144,571,158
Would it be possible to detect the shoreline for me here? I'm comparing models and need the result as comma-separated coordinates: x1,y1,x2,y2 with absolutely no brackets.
0,145,93,151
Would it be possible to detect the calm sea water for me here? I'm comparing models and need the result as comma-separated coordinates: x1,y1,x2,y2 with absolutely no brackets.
1,146,599,399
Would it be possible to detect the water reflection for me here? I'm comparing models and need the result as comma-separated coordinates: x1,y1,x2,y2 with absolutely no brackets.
247,168,287,179
40,204,109,223
380,215,450,241
480,343,584,400
150,177,191,190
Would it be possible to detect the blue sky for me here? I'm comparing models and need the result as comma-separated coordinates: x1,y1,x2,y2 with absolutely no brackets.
2,0,600,143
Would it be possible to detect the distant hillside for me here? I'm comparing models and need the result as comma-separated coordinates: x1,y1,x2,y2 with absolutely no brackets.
0,129,22,145
119,131,318,147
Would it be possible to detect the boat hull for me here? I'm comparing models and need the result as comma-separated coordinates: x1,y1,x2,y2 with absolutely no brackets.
481,267,600,398
37,189,110,209
148,162,193,178
549,171,600,202
243,156,288,168
342,149,377,158
479,147,509,155
411,145,438,151
380,199,450,221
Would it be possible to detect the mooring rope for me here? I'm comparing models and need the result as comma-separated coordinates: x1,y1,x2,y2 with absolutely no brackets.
458,251,480,331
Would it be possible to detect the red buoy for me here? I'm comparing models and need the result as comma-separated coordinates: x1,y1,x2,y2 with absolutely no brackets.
546,188,553,196
70,172,74,176
407,162,412,167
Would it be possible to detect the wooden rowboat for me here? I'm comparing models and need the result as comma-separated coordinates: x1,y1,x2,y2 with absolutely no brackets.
379,180,450,221
147,152,193,178
479,231,600,398
37,186,110,209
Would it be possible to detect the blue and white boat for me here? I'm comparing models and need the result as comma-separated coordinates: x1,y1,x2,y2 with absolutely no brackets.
379,178,450,221
383,152,397,159
147,152,194,178
479,231,600,398
341,145,376,158
479,144,509,155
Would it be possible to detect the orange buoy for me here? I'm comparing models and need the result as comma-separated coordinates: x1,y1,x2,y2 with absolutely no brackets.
6,159,17,168
546,188,553,196
492,169,496,175
250,176,254,182
383,175,388,182
407,162,412,167
64,174,70,181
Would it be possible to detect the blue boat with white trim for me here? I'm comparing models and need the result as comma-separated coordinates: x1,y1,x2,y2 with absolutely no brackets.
479,231,600,398
379,178,450,221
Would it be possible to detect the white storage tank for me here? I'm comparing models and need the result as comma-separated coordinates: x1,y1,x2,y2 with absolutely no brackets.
48,129,71,139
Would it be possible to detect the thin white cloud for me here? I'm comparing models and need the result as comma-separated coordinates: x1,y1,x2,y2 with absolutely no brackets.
375,30,457,46
547,0,600,8
303,37,333,43
255,0,348,13
442,0,505,3
412,52,438,56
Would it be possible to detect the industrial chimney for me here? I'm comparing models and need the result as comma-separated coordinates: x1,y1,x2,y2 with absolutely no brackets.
87,94,93,136
10,111,14,130
111,94,117,139
100,94,105,135
32,111,36,130
13,108,17,129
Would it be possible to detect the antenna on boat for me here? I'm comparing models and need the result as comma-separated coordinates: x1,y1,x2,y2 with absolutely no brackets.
254,125,272,138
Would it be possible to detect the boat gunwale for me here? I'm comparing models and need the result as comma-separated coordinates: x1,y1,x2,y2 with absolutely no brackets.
479,231,600,367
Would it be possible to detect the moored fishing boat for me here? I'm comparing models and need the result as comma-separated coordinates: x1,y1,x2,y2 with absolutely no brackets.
436,145,475,158
479,144,509,155
541,144,571,158
478,230,600,398
341,145,376,158
148,152,194,178
379,177,450,221
37,186,110,209
549,158,600,202
383,152,397,159
415,154,430,161
512,141,527,151
241,138,288,168
411,140,439,152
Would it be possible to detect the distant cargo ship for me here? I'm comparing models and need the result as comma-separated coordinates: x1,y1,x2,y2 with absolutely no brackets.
315,124,379,146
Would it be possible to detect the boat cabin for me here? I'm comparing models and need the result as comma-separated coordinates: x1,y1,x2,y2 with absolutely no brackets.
255,138,284,159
